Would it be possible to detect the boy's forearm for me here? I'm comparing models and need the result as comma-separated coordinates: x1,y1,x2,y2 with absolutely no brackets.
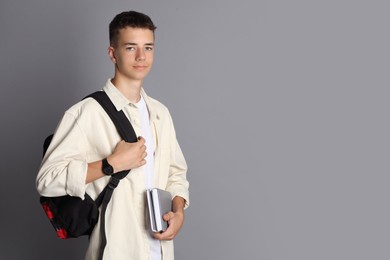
172,196,185,213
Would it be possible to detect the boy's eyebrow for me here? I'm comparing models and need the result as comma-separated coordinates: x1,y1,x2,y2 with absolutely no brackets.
124,42,154,46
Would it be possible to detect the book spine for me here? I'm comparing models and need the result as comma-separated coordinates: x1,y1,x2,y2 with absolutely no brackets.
152,189,162,231
146,190,157,231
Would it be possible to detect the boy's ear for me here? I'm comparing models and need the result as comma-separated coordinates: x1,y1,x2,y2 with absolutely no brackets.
108,47,116,63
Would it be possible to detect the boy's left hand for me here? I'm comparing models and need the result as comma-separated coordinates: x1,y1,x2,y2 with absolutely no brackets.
153,210,184,240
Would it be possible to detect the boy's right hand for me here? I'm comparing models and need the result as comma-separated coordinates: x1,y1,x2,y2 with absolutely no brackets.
108,136,147,172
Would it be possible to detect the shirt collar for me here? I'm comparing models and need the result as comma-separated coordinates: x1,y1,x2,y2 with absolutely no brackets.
141,88,160,122
102,79,159,121
102,79,131,111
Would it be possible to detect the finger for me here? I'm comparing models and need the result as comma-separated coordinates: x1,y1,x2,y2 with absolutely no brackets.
153,227,174,241
163,212,175,221
137,136,145,144
140,159,146,166
153,232,164,240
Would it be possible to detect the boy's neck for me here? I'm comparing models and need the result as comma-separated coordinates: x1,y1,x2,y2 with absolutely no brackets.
111,77,142,103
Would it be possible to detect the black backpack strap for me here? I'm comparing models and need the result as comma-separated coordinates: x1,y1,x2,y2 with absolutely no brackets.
85,91,138,260
86,90,138,183
87,91,138,144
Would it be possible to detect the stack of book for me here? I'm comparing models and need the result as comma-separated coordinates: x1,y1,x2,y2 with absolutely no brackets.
146,188,172,232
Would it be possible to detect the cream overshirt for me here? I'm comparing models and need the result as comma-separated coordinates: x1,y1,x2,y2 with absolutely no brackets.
36,79,189,260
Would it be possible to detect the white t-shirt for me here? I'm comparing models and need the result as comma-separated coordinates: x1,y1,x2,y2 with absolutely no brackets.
136,96,161,260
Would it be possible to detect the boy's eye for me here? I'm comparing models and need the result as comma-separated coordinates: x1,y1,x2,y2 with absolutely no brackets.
126,47,136,51
145,46,154,51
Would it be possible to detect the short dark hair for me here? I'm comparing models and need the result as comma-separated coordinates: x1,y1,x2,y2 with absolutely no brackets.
109,11,157,47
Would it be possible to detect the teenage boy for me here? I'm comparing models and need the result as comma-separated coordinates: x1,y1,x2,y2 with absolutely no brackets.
36,11,189,260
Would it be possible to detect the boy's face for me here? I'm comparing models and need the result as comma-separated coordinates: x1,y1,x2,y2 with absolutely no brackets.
109,27,154,82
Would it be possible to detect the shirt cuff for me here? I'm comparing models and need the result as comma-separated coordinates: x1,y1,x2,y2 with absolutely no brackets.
169,189,190,209
66,159,88,199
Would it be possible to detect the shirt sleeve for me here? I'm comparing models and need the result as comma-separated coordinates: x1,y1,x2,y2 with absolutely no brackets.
36,111,88,199
165,112,190,209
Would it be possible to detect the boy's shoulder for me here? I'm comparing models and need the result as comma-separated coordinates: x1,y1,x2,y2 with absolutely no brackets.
64,95,103,119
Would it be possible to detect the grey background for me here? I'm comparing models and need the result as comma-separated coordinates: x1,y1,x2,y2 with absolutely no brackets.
1,0,389,259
